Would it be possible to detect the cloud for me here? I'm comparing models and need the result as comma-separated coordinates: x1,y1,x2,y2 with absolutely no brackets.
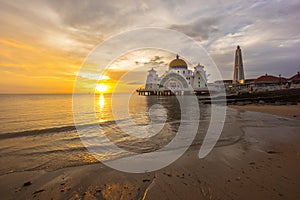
135,55,168,69
1,0,300,93
78,73,110,81
170,17,220,41
204,0,300,79
0,39,34,50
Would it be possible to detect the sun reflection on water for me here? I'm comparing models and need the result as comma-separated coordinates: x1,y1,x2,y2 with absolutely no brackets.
99,93,105,110
96,93,108,123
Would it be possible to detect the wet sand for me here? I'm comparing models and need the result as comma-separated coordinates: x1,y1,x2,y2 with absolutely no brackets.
230,104,300,120
0,109,299,200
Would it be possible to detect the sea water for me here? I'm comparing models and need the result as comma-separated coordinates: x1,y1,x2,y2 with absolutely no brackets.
0,93,250,175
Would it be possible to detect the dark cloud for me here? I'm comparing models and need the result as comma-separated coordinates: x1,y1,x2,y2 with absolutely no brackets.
170,17,220,41
135,56,167,67
150,56,163,62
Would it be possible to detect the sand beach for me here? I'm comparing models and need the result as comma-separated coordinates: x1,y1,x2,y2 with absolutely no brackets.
0,105,299,200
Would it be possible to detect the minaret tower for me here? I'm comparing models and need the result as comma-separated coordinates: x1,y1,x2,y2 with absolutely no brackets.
145,68,158,90
233,45,245,83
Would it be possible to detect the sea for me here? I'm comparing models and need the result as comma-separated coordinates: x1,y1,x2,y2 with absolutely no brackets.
0,93,271,175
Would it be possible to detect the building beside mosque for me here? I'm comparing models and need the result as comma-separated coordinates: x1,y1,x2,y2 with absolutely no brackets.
233,45,245,84
137,55,208,95
138,46,300,96
214,45,300,93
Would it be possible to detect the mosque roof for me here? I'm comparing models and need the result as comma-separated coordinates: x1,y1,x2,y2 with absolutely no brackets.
169,55,188,70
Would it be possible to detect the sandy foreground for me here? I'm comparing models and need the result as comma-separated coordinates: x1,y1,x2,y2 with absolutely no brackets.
0,108,300,200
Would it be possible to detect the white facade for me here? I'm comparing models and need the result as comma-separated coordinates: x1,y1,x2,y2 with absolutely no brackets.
145,68,159,90
192,64,207,90
144,56,208,92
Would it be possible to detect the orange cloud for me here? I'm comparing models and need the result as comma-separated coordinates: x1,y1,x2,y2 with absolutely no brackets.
0,38,34,51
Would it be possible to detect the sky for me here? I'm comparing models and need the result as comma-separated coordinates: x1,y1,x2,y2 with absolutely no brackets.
0,0,299,93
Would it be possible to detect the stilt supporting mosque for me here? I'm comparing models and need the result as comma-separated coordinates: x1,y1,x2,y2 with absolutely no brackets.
137,90,176,96
136,89,209,96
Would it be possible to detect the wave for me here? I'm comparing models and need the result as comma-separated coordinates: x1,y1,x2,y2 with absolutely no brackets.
0,118,150,140
0,125,77,139
22,146,89,156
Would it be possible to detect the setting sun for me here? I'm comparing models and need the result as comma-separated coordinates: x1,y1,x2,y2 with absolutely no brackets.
96,84,109,93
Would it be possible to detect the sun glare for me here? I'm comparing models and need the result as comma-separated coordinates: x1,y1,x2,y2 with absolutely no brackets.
96,84,109,93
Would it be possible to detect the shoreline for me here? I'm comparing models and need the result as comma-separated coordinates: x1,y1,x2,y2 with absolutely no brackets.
229,104,300,120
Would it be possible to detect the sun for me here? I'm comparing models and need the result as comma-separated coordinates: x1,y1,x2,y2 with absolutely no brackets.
96,84,109,93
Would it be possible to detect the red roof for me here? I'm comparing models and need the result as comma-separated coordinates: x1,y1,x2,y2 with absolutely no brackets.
289,72,300,81
254,74,287,83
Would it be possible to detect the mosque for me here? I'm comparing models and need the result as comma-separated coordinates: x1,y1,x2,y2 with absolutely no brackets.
137,55,208,96
137,46,300,96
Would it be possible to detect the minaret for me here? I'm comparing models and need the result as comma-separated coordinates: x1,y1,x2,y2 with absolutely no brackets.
145,68,158,90
233,45,245,83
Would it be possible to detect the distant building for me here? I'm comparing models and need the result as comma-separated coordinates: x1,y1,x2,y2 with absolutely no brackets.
138,55,208,95
233,45,245,84
289,72,300,84
254,74,287,84
215,45,300,93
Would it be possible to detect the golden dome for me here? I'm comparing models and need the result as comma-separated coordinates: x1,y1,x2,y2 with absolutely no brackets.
169,55,188,70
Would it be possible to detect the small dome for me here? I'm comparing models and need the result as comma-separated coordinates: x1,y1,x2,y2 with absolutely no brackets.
169,55,188,70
